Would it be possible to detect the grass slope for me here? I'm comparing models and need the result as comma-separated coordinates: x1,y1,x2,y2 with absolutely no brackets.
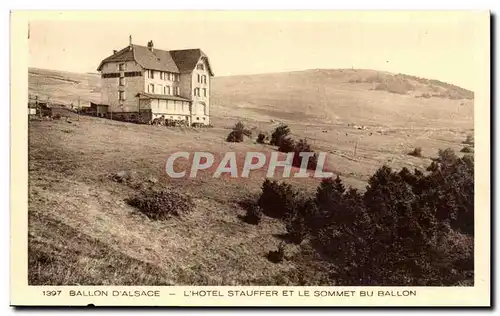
27,67,474,285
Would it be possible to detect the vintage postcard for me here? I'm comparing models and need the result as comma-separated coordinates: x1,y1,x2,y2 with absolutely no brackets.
10,10,490,307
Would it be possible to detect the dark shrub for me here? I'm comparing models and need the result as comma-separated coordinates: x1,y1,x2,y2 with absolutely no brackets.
52,114,61,120
460,146,473,153
226,130,243,143
277,137,296,153
256,132,267,144
127,189,194,220
281,148,474,286
243,206,262,225
315,176,346,222
227,122,251,142
292,139,318,170
270,124,291,146
233,121,252,137
252,147,473,285
408,147,422,157
257,179,298,219
424,149,474,235
267,243,285,263
277,138,318,170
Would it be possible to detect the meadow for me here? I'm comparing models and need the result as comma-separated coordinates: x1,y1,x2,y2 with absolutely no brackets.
28,67,474,285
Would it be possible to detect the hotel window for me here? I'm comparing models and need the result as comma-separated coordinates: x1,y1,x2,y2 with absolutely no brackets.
166,86,171,95
118,63,125,71
119,91,125,101
203,88,207,97
176,87,180,95
160,72,163,80
197,64,204,70
119,77,125,86
149,84,154,93
150,70,155,79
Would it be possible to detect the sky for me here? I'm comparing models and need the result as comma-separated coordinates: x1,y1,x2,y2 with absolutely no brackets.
28,11,487,90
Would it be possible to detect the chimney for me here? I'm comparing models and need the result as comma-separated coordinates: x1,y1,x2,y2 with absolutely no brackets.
129,35,132,46
147,40,154,52
113,50,118,54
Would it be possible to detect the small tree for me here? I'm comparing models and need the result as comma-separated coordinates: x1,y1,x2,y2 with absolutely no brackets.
293,138,318,170
270,124,291,146
278,137,296,153
227,121,251,142
234,121,252,137
226,130,243,142
258,179,298,219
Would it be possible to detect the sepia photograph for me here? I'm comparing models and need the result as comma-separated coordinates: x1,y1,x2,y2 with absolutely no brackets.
10,10,490,307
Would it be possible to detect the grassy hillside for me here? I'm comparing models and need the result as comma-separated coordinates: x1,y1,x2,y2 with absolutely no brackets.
29,68,101,106
211,69,474,128
28,67,474,129
27,67,474,285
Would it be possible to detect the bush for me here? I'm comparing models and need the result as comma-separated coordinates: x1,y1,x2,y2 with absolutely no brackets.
233,121,252,137
256,132,268,144
257,179,299,219
226,130,243,143
243,206,262,225
269,148,474,286
278,138,318,170
461,146,473,153
127,189,194,220
226,121,251,143
267,243,285,263
270,124,291,146
277,137,296,153
408,147,422,157
52,114,61,120
292,139,318,170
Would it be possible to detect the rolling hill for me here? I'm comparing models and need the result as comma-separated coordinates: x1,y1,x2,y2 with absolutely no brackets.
28,67,474,129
